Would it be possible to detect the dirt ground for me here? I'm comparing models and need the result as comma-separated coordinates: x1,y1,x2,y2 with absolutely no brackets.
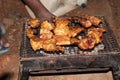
0,0,120,80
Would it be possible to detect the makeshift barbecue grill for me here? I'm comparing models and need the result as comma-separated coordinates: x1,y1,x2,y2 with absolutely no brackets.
18,16,120,80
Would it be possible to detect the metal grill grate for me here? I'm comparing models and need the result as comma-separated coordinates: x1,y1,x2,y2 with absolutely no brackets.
20,16,120,58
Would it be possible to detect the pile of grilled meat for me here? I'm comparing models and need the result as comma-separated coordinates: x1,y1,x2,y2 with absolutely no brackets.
25,15,106,52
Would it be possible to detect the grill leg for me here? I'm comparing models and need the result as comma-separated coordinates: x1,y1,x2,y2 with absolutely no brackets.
111,55,120,80
112,67,120,80
18,67,29,80
111,59,120,80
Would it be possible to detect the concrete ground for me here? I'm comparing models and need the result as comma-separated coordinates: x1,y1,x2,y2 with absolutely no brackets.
0,0,120,80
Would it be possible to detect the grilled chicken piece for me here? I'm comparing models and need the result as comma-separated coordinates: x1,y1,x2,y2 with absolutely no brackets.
30,36,43,51
25,28,37,38
40,28,53,40
42,38,64,52
78,37,96,50
87,28,106,44
70,16,92,28
54,35,71,45
70,38,79,44
79,15,102,27
27,18,40,28
55,18,69,26
79,18,92,28
84,15,102,26
78,27,106,50
41,20,55,30
87,27,106,37
69,26,84,37
54,18,70,36
56,46,65,52
39,20,55,40
42,39,57,51
30,36,65,52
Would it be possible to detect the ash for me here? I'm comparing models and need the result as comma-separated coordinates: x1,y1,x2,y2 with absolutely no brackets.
38,43,105,56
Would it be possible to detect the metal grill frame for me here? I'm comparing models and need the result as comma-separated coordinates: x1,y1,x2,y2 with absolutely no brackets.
18,16,120,80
